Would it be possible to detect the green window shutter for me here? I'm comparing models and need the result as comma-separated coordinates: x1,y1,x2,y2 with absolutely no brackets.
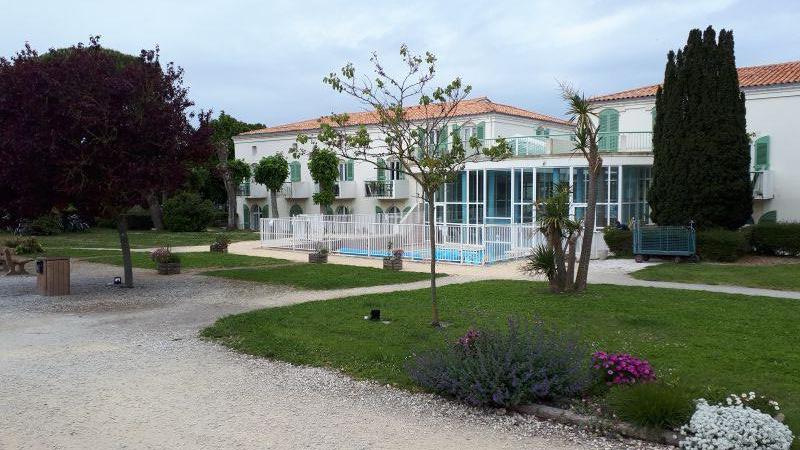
290,161,301,182
476,122,485,140
346,159,354,181
376,158,386,181
289,204,303,216
437,127,447,153
598,109,619,151
651,107,657,129
754,136,770,171
325,205,334,215
452,125,461,144
416,127,425,159
375,205,383,214
402,206,411,214
242,204,250,229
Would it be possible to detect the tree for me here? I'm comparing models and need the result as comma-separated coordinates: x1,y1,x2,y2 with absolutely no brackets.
306,148,340,214
253,154,289,218
297,45,510,326
209,112,265,229
0,38,212,287
650,26,751,230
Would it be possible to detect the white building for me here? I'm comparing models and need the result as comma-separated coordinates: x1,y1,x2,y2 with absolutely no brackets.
590,60,800,224
232,97,576,229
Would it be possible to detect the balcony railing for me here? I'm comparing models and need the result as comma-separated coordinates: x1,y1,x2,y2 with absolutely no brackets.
364,179,410,198
281,181,312,199
504,131,653,156
315,181,358,198
236,182,250,197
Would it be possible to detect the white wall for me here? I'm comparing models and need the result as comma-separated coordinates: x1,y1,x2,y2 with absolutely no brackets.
593,83,800,222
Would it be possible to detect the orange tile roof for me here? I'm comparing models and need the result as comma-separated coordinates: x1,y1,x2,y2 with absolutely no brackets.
591,60,800,102
240,97,571,136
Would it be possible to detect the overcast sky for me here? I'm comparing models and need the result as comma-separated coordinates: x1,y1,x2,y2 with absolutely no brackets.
3,0,799,126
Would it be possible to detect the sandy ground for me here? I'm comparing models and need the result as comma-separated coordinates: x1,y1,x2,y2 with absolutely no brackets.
0,262,668,450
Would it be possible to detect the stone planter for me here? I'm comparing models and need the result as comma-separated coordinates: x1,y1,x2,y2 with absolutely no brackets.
383,257,403,271
210,243,228,253
308,253,328,264
156,262,181,275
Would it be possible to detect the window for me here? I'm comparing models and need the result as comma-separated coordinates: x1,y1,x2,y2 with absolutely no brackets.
289,161,301,182
289,204,303,217
242,204,250,228
251,145,257,156
535,126,550,137
338,159,354,181
335,205,351,215
651,107,657,129
754,136,770,171
759,210,777,223
598,109,619,151
389,160,404,180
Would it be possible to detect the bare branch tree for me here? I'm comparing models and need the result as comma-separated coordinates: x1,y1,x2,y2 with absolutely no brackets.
295,45,511,326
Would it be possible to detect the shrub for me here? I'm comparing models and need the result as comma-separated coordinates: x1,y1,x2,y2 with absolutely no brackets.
212,233,231,246
15,237,44,255
680,400,793,449
749,222,800,256
15,213,63,236
523,244,556,281
162,192,216,232
405,319,592,407
62,213,90,232
696,228,747,262
605,382,693,429
603,228,633,257
592,351,656,386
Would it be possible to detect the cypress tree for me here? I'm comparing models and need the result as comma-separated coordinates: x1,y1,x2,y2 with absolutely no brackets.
649,26,752,229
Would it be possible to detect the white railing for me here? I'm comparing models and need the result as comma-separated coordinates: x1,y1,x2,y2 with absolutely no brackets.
503,132,653,156
260,216,544,265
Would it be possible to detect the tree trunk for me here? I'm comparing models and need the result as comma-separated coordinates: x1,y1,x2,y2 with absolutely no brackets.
575,156,602,291
146,191,164,231
548,225,567,292
117,215,134,288
216,144,238,230
270,189,280,218
565,233,579,291
426,191,440,326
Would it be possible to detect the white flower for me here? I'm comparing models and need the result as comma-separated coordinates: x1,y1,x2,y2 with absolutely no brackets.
680,400,793,450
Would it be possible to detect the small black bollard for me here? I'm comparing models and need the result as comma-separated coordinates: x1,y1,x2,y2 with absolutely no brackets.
369,309,381,321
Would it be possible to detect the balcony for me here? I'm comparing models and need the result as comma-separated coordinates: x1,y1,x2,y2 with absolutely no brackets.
281,181,312,199
364,179,409,199
505,131,653,156
752,170,774,200
335,181,358,198
236,182,250,197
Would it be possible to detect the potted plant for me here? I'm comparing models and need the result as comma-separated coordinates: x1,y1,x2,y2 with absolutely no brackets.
151,247,181,275
210,233,230,253
383,241,403,271
309,243,329,263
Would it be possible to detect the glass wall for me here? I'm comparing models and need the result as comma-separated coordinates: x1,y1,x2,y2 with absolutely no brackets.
430,165,651,227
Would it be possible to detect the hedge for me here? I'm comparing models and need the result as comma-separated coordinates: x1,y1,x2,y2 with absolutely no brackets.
748,222,800,256
696,229,747,262
602,228,633,257
162,191,216,232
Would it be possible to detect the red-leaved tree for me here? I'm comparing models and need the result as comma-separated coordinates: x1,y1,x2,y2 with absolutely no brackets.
0,37,212,287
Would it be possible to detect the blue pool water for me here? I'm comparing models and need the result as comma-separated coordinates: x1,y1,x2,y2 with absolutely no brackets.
337,247,484,265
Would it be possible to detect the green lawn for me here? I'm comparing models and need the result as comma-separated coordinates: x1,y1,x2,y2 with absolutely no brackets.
203,264,437,290
50,249,287,270
632,262,800,291
203,280,800,435
0,227,259,250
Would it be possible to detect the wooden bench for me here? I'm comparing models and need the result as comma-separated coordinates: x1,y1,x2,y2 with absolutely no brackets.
3,247,33,275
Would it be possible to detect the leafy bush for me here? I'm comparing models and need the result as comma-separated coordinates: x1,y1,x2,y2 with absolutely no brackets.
523,244,556,280
605,382,693,429
680,400,793,449
406,319,592,407
3,237,44,254
592,351,656,386
696,228,747,262
749,222,800,256
603,228,633,257
15,213,63,236
162,192,216,232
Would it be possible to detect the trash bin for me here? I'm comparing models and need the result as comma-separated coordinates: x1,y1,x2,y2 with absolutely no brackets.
36,257,70,296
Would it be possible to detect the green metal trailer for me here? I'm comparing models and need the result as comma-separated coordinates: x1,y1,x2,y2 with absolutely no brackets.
632,219,697,263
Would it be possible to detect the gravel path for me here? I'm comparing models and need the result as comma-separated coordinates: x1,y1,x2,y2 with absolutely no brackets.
1,262,668,449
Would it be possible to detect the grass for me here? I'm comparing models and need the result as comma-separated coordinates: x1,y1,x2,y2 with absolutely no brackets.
0,227,259,249
202,280,800,436
632,261,800,291
203,264,437,290
49,248,288,270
